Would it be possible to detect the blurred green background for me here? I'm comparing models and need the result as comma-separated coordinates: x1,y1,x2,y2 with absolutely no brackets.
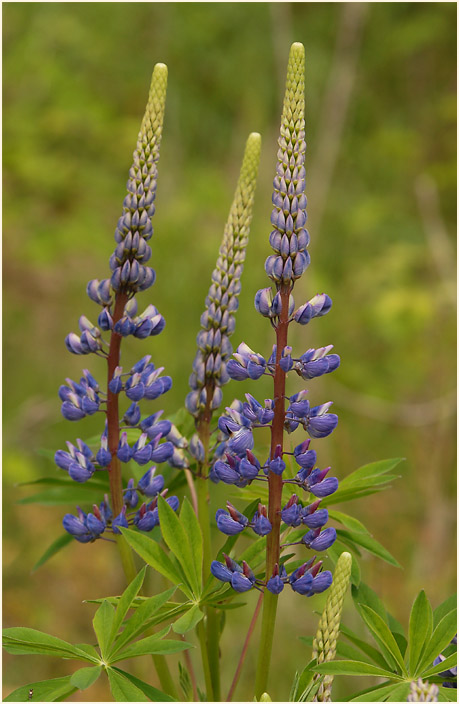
3,2,456,701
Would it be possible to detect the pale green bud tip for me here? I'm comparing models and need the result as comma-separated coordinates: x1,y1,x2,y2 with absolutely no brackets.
260,693,272,702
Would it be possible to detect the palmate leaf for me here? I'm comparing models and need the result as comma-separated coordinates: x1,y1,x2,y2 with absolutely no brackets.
172,604,204,635
108,667,176,700
93,601,115,659
348,680,402,701
110,632,192,662
357,605,408,676
120,528,192,598
157,496,201,597
310,659,399,679
384,682,411,701
2,627,99,663
178,498,203,588
352,582,388,623
3,676,78,702
69,666,102,690
415,608,458,676
433,593,457,628
108,566,147,647
421,651,457,679
110,587,176,655
339,624,393,670
408,590,433,672
107,668,150,702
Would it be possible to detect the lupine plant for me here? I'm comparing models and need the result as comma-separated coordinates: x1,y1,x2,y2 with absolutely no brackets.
3,43,456,703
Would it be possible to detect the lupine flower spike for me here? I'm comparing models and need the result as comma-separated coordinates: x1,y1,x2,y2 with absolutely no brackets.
206,43,341,698
59,63,180,545
186,132,262,430
311,552,352,702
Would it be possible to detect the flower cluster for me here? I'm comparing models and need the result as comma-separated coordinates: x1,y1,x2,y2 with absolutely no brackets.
57,64,182,543
210,43,337,598
211,554,332,597
186,133,261,422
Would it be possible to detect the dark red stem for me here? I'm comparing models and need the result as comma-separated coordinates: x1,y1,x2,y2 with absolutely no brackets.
107,291,129,517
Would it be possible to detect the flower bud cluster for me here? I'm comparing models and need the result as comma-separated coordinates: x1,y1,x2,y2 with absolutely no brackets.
109,64,167,296
211,553,332,597
264,43,309,289
186,134,261,419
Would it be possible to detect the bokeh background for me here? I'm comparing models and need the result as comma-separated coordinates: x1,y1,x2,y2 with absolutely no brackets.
3,2,456,701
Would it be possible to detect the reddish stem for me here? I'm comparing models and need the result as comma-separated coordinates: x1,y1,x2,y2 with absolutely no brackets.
265,285,290,576
106,291,129,517
226,590,264,701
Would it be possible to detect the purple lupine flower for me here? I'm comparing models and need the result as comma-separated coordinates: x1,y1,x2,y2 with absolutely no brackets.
124,478,139,508
112,506,129,534
293,346,340,380
268,444,286,475
227,343,267,381
250,504,272,536
216,502,249,535
137,467,164,497
266,564,288,594
302,527,337,551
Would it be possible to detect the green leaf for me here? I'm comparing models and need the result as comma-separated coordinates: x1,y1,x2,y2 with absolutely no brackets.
321,486,391,508
172,604,204,634
415,609,458,676
408,590,433,673
352,582,389,623
109,566,147,647
338,529,401,567
107,668,150,701
110,634,192,662
339,458,404,487
340,624,390,670
385,682,411,701
17,485,106,505
157,496,200,597
348,681,403,701
179,661,193,701
433,594,457,628
31,533,74,572
310,659,399,678
437,685,459,702
3,676,77,702
93,600,115,658
70,666,102,690
179,497,203,590
328,510,370,534
358,605,408,675
111,587,176,655
120,528,192,598
420,651,457,679
2,627,99,663
110,667,177,702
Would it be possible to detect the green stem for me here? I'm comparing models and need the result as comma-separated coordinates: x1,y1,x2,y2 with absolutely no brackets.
197,619,215,701
254,590,279,699
196,457,221,700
